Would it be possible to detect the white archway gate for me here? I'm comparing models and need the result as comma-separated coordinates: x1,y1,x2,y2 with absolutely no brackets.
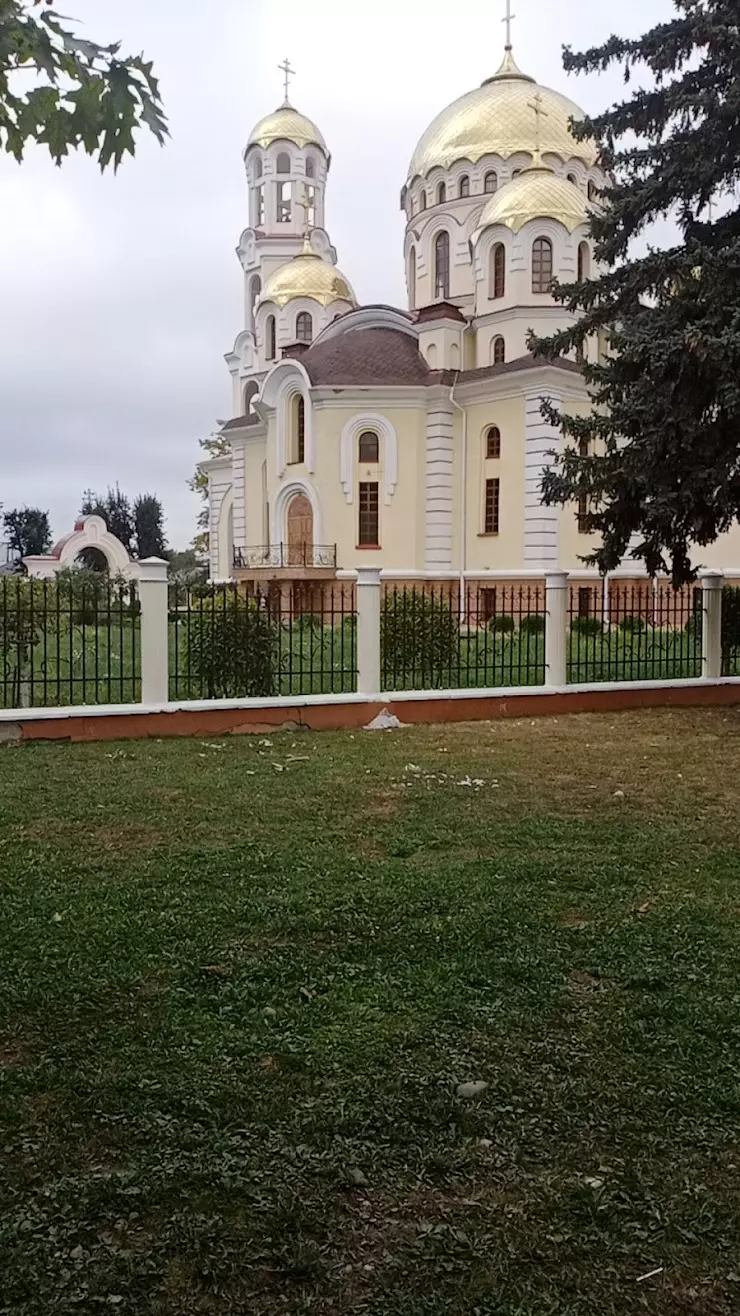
24,515,140,580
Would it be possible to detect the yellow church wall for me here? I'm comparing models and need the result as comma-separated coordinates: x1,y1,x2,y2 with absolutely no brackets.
462,395,526,571
242,438,268,544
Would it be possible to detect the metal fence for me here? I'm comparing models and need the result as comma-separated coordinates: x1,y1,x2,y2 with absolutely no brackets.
566,583,703,683
169,584,357,700
0,575,140,709
381,585,546,691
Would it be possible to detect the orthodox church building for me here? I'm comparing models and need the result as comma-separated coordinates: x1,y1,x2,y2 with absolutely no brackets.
201,30,740,600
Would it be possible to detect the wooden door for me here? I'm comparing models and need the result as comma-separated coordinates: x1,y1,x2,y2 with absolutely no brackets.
287,495,313,566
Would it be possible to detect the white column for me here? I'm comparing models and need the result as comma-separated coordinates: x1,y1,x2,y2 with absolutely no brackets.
356,568,381,695
524,391,562,569
545,571,569,688
138,557,169,704
425,389,455,570
700,571,724,680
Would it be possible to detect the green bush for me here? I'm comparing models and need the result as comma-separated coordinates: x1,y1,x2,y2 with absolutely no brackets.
55,566,130,625
619,615,647,634
295,612,325,636
184,592,279,698
489,614,516,635
519,613,546,636
571,616,604,638
382,590,459,684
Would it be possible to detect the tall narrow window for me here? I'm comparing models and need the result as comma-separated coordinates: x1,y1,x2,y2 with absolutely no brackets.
567,172,577,186
249,274,261,326
420,189,427,212
255,185,265,227
437,181,446,205
359,431,379,463
578,241,590,282
290,395,305,464
577,438,589,533
484,171,498,194
358,482,379,546
486,426,501,459
305,156,316,179
278,181,292,223
490,242,506,299
266,315,276,361
459,175,470,198
253,155,263,180
244,381,259,415
492,336,506,365
408,246,416,310
532,237,553,293
434,231,450,299
296,311,313,343
305,185,316,226
484,478,500,534
276,151,291,174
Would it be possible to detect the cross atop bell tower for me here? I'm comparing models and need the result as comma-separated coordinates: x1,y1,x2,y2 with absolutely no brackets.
502,0,516,50
278,57,295,106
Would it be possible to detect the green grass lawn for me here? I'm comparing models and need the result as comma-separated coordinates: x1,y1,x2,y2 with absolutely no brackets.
2,709,740,1314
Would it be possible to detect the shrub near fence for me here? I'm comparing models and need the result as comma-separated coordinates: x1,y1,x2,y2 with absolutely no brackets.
0,572,140,709
567,585,703,683
169,584,357,700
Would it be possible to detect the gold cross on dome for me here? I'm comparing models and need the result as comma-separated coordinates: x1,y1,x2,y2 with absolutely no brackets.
279,57,295,105
527,90,549,158
502,0,516,49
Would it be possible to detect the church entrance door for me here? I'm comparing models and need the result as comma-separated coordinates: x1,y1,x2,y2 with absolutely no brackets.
287,494,313,567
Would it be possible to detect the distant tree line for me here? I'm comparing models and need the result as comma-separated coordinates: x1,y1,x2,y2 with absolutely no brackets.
2,488,171,565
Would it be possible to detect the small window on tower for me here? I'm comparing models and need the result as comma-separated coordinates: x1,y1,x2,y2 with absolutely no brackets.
437,181,446,205
532,237,553,293
305,156,316,179
567,172,577,186
492,336,505,365
484,171,498,194
266,315,277,361
276,151,291,175
578,241,590,282
305,185,316,226
278,181,292,224
459,175,470,198
296,312,313,343
434,231,450,300
253,156,263,180
358,431,379,463
490,243,506,299
420,189,427,212
408,246,417,310
485,426,501,459
588,179,599,202
255,185,265,227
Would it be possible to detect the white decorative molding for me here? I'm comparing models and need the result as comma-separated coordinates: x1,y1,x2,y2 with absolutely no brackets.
425,397,455,570
260,359,315,476
24,515,137,580
524,390,562,569
217,486,235,579
272,478,324,545
339,412,399,506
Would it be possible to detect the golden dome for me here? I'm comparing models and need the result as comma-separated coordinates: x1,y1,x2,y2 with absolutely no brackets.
259,251,356,310
407,49,597,181
475,167,591,235
247,103,327,154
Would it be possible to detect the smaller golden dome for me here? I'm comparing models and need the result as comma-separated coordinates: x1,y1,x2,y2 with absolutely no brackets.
475,168,591,235
259,251,356,310
247,104,327,154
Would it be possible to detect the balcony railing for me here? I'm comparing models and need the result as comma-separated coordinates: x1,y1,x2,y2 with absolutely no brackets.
233,544,337,571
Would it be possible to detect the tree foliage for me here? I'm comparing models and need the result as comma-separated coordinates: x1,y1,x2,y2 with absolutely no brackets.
189,433,231,554
3,505,51,557
531,0,740,585
0,0,167,169
80,485,134,553
133,493,166,559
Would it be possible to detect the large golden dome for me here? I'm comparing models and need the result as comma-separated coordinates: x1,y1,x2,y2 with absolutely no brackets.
475,167,591,235
259,251,356,310
247,104,327,154
407,50,597,181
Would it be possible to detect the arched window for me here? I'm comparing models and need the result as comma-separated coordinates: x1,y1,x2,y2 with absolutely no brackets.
358,431,379,463
290,394,305,464
305,156,316,179
266,315,276,361
254,185,265,227
249,274,261,325
420,189,427,211
296,311,313,343
408,246,416,310
567,172,577,186
276,151,291,174
459,175,470,198
532,237,553,294
437,181,446,205
490,243,506,299
578,241,590,282
588,180,599,201
277,180,291,223
253,155,263,180
492,336,506,365
244,381,259,415
484,171,498,194
434,231,450,299
486,425,501,459
512,168,522,177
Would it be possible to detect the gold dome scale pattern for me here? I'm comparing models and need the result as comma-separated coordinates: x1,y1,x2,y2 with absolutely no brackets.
247,104,327,154
476,168,591,234
407,50,597,181
259,251,356,310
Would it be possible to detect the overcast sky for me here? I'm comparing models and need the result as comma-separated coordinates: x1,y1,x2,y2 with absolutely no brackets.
0,0,670,550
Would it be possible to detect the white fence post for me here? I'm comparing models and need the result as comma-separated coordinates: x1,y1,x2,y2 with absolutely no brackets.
137,557,170,704
545,571,569,688
356,568,382,695
700,570,724,680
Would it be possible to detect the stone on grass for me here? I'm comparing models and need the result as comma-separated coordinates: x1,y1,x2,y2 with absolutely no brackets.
456,1080,489,1100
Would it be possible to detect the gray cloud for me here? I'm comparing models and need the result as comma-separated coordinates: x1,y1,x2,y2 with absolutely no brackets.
0,0,669,548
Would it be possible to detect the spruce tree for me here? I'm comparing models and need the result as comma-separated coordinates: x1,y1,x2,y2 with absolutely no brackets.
532,0,740,584
133,493,166,559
